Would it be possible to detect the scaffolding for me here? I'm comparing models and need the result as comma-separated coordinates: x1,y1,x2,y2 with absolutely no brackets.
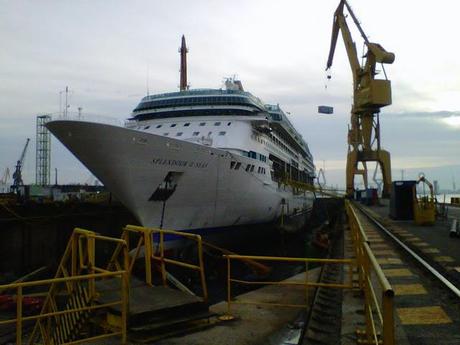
36,115,52,186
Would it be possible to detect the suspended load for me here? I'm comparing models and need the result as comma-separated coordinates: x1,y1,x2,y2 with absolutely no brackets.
318,105,334,114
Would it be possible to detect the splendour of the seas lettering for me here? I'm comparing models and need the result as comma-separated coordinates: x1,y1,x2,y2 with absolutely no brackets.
152,158,208,168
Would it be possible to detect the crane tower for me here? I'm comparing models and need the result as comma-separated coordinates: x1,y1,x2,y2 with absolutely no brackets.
326,0,394,197
36,115,52,186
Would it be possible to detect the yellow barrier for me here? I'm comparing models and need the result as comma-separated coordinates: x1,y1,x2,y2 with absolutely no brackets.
346,200,395,345
110,225,208,303
0,228,129,345
224,255,355,315
280,177,345,198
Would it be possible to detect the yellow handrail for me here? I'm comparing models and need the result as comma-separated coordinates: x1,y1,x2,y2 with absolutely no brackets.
224,255,355,316
0,269,128,345
121,225,208,302
345,200,394,345
23,228,130,345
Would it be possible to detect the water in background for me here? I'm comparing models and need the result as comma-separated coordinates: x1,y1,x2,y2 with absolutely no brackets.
435,193,460,203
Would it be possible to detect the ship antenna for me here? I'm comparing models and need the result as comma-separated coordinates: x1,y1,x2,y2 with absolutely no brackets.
179,35,188,91
146,65,150,96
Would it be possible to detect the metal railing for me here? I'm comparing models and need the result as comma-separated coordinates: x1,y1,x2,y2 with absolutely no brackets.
280,177,344,198
346,200,395,345
223,255,355,315
0,228,129,345
109,225,208,303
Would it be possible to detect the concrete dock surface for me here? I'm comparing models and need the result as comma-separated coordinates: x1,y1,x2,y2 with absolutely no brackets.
155,268,320,345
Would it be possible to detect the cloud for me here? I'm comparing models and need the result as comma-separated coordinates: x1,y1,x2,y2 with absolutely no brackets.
1,0,459,190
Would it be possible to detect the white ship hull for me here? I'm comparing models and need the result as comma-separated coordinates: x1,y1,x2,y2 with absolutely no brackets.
47,120,314,233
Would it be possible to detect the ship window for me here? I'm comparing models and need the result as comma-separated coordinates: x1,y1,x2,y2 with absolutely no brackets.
176,132,183,137
248,151,257,159
163,133,169,136
156,124,162,128
170,123,176,127
230,161,236,169
184,123,190,127
245,164,251,172
144,126,150,129
258,167,261,173
208,131,212,136
218,131,226,136
214,122,221,126
235,162,241,170
192,132,199,136
199,122,206,126
250,165,255,172
227,122,231,126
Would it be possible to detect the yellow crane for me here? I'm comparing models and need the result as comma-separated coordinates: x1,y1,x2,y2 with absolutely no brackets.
326,0,395,197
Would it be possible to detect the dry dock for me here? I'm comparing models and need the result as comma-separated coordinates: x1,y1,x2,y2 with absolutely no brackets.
2,198,460,344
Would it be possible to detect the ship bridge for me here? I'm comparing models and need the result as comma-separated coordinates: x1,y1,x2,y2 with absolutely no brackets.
131,89,268,121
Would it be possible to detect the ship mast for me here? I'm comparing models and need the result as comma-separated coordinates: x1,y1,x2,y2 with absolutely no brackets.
179,35,188,91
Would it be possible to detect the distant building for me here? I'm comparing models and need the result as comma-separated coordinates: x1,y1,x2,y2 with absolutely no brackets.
433,180,439,195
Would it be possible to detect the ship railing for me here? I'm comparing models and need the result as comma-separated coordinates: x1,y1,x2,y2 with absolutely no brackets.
1,228,129,345
223,254,355,313
109,225,208,303
280,177,345,198
54,112,125,127
345,200,395,345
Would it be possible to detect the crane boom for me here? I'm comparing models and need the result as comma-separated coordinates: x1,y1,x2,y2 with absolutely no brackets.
326,0,395,197
12,138,30,189
18,138,30,166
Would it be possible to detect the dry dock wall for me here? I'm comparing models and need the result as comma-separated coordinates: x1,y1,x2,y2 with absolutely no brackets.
0,202,138,279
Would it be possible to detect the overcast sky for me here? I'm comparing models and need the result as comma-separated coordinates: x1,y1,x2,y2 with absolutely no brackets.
1,0,459,190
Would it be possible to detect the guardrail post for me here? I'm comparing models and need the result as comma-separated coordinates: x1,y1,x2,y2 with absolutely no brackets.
364,251,374,344
382,290,395,345
197,236,208,303
304,262,309,305
121,271,129,345
226,256,231,316
144,230,153,286
160,232,167,286
16,286,22,345
88,236,96,297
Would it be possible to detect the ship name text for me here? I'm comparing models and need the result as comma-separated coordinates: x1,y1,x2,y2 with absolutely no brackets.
152,157,208,169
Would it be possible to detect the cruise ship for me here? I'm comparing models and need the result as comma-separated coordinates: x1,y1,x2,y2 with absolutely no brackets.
47,39,316,239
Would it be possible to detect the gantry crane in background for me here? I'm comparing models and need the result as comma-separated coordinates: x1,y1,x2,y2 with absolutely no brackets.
12,138,30,192
326,0,395,197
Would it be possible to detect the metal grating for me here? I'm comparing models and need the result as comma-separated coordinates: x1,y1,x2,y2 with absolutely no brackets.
36,114,52,186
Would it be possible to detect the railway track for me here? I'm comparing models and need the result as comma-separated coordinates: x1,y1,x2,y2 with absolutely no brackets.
351,202,460,345
355,203,460,299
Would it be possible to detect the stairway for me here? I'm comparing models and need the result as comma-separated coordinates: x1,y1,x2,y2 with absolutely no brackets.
97,277,214,342
50,284,93,345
